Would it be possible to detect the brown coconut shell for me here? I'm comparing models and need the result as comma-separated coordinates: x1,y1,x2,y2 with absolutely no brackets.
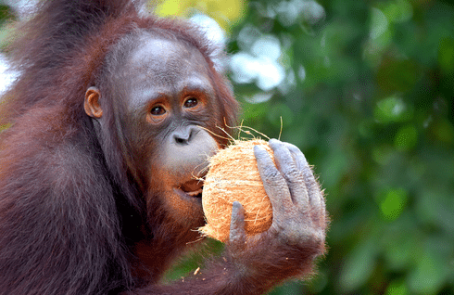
200,139,274,243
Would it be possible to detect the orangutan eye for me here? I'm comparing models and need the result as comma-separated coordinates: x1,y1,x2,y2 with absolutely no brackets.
150,105,166,116
184,98,198,108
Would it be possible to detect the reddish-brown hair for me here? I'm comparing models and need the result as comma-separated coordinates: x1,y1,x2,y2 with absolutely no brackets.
0,1,239,293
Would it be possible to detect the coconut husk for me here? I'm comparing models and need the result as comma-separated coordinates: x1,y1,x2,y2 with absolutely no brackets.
200,139,273,243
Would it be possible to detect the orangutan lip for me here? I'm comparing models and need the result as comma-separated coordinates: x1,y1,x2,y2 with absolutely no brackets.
186,188,203,198
177,179,204,198
174,187,203,202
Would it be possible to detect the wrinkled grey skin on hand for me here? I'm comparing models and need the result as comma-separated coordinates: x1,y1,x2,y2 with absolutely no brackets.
228,139,327,282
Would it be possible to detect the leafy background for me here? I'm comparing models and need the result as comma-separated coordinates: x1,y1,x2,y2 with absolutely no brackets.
1,0,453,294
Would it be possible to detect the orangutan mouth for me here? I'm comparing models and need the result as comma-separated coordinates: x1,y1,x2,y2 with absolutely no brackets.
179,179,204,198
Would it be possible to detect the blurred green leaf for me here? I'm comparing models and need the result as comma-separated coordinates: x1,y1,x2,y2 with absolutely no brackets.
394,125,418,151
383,230,418,270
374,96,414,124
386,279,408,295
376,57,420,94
438,38,454,74
0,4,13,23
266,102,294,128
339,238,379,292
429,118,454,144
408,243,450,294
378,188,408,220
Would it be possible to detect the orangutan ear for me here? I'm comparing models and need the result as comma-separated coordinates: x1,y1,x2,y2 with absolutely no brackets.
84,87,103,118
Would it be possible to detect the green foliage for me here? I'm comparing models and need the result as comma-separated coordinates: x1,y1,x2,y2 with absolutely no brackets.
226,0,454,294
0,1,14,51
0,2,13,25
163,239,225,283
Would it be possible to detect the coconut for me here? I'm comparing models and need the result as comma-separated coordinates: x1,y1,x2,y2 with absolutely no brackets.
200,139,274,243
